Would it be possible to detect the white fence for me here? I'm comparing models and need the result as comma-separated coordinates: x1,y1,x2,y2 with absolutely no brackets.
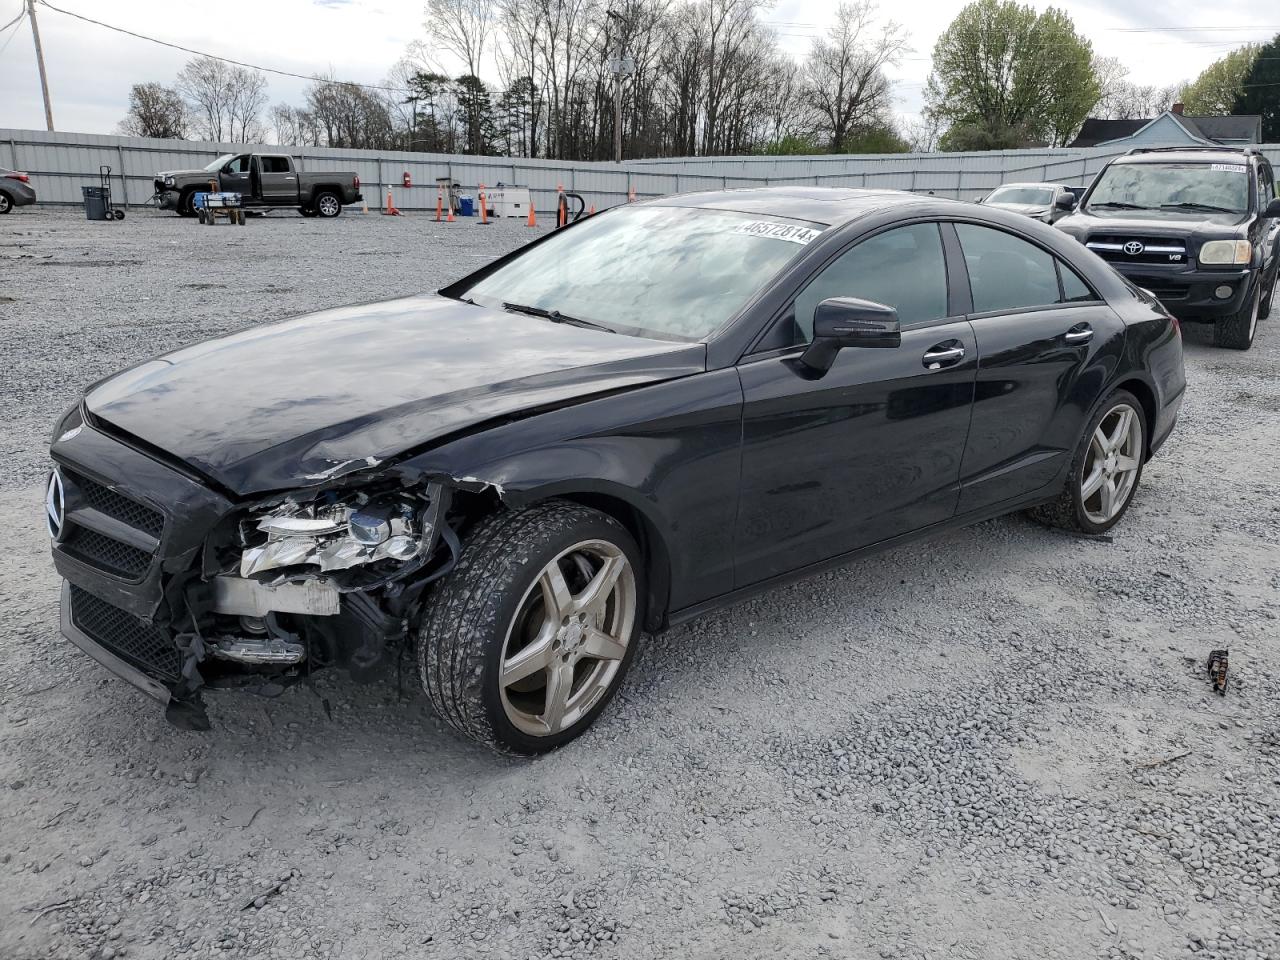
4,128,1277,214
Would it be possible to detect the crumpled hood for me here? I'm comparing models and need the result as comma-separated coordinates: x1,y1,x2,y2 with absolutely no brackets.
86,294,706,495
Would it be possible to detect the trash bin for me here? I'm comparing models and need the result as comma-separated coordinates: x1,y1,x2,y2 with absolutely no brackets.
81,186,109,221
459,195,475,217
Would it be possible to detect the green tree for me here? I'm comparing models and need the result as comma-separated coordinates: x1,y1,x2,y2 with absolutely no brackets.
454,74,496,155
925,0,1100,148
1183,44,1260,115
1232,34,1280,141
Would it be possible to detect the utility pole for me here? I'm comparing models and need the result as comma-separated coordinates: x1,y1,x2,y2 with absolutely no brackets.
27,0,55,131
605,10,633,164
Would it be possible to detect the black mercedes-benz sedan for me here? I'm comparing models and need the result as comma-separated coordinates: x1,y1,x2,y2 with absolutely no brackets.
47,188,1185,752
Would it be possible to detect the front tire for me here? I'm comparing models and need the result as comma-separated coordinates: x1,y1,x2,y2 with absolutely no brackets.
1030,389,1147,535
177,189,197,217
0,191,12,214
313,191,342,218
1259,265,1277,321
1213,281,1260,350
418,502,643,754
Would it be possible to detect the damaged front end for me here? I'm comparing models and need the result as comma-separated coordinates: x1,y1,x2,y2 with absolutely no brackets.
50,416,467,731
161,479,460,729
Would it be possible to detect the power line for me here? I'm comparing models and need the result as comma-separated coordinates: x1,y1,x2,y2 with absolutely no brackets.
36,0,413,94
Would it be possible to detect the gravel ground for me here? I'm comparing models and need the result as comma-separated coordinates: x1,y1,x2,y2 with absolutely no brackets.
1,206,1278,960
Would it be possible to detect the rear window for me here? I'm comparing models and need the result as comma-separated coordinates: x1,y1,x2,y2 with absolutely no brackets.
988,186,1054,206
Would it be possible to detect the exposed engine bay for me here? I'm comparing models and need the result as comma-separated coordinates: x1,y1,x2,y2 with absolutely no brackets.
164,478,463,729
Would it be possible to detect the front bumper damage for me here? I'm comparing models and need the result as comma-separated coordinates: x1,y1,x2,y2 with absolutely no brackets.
50,413,462,730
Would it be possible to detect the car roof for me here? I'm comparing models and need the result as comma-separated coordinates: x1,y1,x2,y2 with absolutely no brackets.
649,186,929,227
1113,149,1256,166
992,182,1058,189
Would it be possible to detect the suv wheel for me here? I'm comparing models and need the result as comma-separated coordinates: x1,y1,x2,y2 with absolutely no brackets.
1030,389,1147,535
314,192,342,218
1259,265,1278,321
418,501,642,754
1214,281,1261,350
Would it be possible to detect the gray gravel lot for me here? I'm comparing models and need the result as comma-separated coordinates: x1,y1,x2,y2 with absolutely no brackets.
1,206,1278,960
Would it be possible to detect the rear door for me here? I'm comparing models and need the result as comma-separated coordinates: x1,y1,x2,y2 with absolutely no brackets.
953,222,1126,514
258,155,298,204
733,221,978,587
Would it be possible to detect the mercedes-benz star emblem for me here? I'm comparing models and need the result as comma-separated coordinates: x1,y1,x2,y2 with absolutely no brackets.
1123,241,1145,256
45,469,66,541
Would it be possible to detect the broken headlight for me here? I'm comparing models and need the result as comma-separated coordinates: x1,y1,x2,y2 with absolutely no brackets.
240,491,432,578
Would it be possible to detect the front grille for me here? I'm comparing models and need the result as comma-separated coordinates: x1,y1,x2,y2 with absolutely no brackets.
62,527,152,578
1086,235,1187,266
70,585,182,682
65,469,164,537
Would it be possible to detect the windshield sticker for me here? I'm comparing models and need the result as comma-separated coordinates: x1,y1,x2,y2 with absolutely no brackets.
1210,164,1247,173
733,220,823,245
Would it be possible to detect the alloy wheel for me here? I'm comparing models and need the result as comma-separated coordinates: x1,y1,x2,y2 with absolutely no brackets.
1080,402,1142,525
317,195,340,216
499,539,636,737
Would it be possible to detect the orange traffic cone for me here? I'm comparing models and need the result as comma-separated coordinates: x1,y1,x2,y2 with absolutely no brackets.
526,203,537,227
446,200,455,222
557,183,566,228
588,204,596,216
478,184,490,225
435,188,443,222
627,186,636,203
384,189,401,216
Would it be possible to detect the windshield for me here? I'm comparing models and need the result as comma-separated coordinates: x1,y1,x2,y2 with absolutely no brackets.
459,206,823,341
203,154,236,173
1088,161,1250,214
988,186,1053,206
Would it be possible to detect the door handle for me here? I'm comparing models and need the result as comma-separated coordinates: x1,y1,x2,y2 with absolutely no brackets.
922,342,965,370
284,176,296,180
1064,324,1094,345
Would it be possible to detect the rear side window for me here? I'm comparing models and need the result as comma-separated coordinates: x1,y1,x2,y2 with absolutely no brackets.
956,224,1063,313
791,223,948,341
1059,265,1095,303
261,156,291,174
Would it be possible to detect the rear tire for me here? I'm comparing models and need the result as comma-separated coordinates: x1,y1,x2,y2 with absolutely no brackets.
314,191,342,218
417,501,643,754
0,191,12,214
1029,389,1147,536
1213,281,1260,350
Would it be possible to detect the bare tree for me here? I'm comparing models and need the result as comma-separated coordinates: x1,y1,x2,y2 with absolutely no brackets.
1094,56,1181,121
176,56,269,142
426,0,493,78
270,103,320,146
118,82,189,139
802,1,907,153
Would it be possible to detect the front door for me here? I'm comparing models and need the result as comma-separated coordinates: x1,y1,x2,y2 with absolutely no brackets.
734,222,977,588
218,154,251,197
953,222,1127,513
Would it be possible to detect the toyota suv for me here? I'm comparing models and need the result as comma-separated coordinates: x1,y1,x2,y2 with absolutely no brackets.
1055,147,1280,350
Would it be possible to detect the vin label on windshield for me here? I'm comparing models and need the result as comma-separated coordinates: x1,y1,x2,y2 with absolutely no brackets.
733,220,823,245
1210,164,1247,173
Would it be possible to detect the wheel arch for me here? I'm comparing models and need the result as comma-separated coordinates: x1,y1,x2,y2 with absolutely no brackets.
1109,375,1157,460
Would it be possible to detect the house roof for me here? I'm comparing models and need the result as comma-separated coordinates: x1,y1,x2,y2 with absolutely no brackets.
1066,112,1262,148
1181,115,1263,142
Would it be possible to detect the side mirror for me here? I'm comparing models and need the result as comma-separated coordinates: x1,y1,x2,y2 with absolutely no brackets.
1265,197,1280,219
1055,193,1076,211
800,297,901,374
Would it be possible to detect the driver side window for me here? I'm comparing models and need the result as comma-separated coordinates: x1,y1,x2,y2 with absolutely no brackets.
788,223,949,345
225,155,250,174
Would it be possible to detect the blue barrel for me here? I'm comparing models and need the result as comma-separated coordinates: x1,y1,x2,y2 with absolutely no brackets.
458,195,475,217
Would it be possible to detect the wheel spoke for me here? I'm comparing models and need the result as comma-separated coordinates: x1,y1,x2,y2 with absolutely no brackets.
501,624,556,687
541,661,573,733
1114,454,1139,474
574,554,625,615
1081,463,1105,498
579,627,627,662
1106,409,1132,452
1091,426,1109,460
539,562,573,622
1099,476,1117,518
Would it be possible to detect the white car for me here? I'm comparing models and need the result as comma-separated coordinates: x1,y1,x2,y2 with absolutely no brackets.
981,182,1077,223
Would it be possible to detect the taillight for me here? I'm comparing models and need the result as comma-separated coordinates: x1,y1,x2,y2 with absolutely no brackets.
1170,314,1181,338
353,175,360,189
7,172,29,182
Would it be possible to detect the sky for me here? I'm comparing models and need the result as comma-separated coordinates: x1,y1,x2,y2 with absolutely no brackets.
0,0,1276,138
